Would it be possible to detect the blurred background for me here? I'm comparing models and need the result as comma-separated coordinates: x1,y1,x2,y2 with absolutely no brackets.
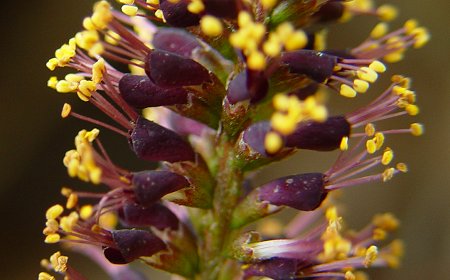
0,0,448,279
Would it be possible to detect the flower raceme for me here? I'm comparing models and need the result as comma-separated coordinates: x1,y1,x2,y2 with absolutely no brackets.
41,0,428,279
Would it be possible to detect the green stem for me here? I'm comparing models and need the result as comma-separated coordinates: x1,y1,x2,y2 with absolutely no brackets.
198,134,243,279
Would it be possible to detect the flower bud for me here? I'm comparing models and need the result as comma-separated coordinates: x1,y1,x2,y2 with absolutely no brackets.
119,74,189,108
285,115,351,151
104,229,167,264
313,1,345,23
231,173,327,228
119,202,180,230
227,71,269,104
152,28,202,57
145,50,211,87
132,170,190,206
281,50,337,83
159,0,200,27
129,116,196,163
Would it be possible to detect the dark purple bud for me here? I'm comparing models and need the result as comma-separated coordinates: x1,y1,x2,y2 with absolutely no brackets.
313,1,345,23
152,28,202,57
281,50,337,83
227,71,268,104
203,0,238,19
119,202,180,231
258,173,327,211
104,230,167,264
159,0,200,27
145,50,211,87
242,121,272,156
288,82,319,100
132,170,190,206
244,257,308,280
129,116,196,163
119,74,188,108
285,115,351,151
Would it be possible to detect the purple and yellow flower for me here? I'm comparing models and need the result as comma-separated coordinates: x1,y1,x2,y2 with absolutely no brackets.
41,0,428,279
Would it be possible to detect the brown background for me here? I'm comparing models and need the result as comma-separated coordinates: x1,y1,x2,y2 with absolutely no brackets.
0,0,448,279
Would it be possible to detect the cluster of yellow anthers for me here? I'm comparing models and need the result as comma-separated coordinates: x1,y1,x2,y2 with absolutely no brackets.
48,59,105,102
341,0,398,22
368,19,430,63
265,94,327,153
230,13,308,70
63,129,102,184
39,252,69,280
43,200,118,243
340,60,386,99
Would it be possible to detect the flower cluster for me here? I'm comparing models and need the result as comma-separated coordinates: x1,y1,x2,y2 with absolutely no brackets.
41,0,428,279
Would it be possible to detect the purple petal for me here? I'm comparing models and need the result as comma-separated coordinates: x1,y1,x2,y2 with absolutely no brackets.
281,50,337,83
152,28,202,57
159,0,200,27
119,202,180,230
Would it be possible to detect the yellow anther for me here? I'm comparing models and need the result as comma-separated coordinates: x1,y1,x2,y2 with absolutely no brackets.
89,167,102,184
384,51,404,63
238,11,252,28
46,204,64,220
276,22,294,42
263,38,282,57
85,128,100,142
369,60,386,73
56,80,78,93
404,19,418,34
187,0,204,13
45,233,61,244
370,22,388,39
75,30,100,50
271,113,296,135
122,4,138,16
247,51,266,70
410,123,423,136
80,205,94,220
366,139,376,154
66,193,78,209
261,0,277,10
364,246,378,267
264,132,283,154
405,104,419,115
99,211,118,230
200,15,223,37
119,0,134,4
61,187,72,197
365,123,375,136
377,5,398,21
78,80,97,101
59,212,79,232
46,58,59,71
45,219,59,232
65,74,84,83
47,76,58,89
273,94,290,111
311,105,327,122
284,30,308,51
91,1,113,30
313,29,327,51
396,163,408,173
357,67,378,83
92,58,106,83
61,103,72,118
54,254,69,272
412,27,430,48
381,148,394,165
382,167,395,182
83,17,96,30
154,9,165,20
353,79,369,93
373,213,399,231
374,132,384,150
54,44,76,65
340,84,357,98
345,271,356,280
340,136,349,151
38,272,56,280
67,158,80,177
105,30,121,45
373,228,387,240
